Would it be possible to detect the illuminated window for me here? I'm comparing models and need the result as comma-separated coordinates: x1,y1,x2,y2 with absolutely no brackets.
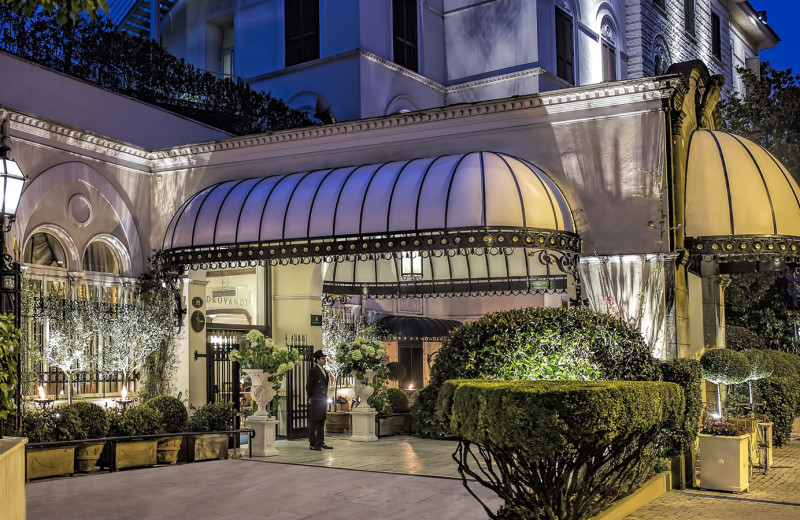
220,25,234,77
24,232,67,268
82,241,120,274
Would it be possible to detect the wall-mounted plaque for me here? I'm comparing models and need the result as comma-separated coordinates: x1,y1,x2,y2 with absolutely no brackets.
191,311,206,333
192,296,203,309
310,314,322,327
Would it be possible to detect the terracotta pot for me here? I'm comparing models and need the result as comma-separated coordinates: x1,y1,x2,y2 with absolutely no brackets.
157,437,183,465
74,441,105,473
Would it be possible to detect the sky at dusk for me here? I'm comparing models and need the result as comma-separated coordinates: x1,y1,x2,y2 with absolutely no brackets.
750,0,800,73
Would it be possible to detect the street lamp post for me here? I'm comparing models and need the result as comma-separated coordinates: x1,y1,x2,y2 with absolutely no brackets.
0,139,26,431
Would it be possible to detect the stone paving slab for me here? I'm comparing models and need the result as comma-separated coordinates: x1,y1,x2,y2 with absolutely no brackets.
626,433,800,520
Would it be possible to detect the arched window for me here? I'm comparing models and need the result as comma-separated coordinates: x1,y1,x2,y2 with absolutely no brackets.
82,241,120,274
24,232,67,268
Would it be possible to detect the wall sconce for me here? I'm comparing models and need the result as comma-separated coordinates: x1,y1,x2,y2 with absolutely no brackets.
400,251,423,280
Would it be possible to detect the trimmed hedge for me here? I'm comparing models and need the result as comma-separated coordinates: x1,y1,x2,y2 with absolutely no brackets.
726,326,766,351
413,307,662,437
144,395,188,433
187,402,236,432
660,358,703,456
700,349,750,385
385,387,411,413
440,379,683,520
107,406,162,437
67,401,109,439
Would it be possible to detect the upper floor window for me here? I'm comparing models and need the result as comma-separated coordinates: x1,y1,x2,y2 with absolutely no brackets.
555,7,574,84
220,25,234,77
285,0,319,67
602,40,616,81
711,12,722,60
83,241,120,274
393,0,418,72
684,0,696,37
24,232,67,268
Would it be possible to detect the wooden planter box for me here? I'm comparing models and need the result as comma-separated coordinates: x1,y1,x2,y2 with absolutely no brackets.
698,433,750,493
188,434,228,462
26,445,75,480
326,412,351,433
74,441,106,473
99,439,158,471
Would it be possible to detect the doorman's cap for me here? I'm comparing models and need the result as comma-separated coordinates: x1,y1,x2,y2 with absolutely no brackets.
313,350,326,360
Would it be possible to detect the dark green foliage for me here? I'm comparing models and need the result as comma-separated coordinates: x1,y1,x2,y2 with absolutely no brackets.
107,406,162,436
413,306,661,437
442,380,683,520
0,313,22,423
186,402,235,432
720,62,800,184
66,401,108,439
724,272,798,353
2,0,107,24
767,350,800,383
384,387,410,413
409,385,448,437
367,389,391,415
659,358,703,456
700,349,750,384
144,395,188,433
0,7,314,136
18,405,84,442
385,362,407,382
752,378,798,447
725,326,767,351
742,349,774,380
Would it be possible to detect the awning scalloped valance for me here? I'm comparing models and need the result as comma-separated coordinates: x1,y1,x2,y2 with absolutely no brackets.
684,130,800,262
159,151,581,297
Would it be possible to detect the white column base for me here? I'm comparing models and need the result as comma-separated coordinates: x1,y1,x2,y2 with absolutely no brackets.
246,415,279,457
350,407,378,442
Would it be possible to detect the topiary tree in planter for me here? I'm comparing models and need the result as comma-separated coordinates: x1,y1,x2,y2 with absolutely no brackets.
144,395,188,433
385,387,410,413
106,405,162,437
67,401,109,439
700,348,751,418
741,349,774,411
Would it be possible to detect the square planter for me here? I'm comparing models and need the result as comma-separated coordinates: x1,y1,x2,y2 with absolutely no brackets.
156,437,183,465
100,439,158,470
26,446,75,480
188,434,228,462
698,433,750,493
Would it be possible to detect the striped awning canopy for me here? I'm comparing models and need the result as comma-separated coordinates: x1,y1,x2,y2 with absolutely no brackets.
684,130,800,263
379,315,462,341
160,151,580,297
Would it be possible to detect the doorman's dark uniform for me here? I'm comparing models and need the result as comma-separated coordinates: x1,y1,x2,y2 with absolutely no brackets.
306,362,330,449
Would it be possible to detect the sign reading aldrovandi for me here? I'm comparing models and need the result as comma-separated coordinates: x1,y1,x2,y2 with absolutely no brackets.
206,295,250,308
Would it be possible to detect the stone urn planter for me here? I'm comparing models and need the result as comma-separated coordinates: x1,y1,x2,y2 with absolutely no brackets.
698,433,750,492
26,445,76,480
244,369,276,417
74,441,106,473
353,369,376,407
156,437,183,465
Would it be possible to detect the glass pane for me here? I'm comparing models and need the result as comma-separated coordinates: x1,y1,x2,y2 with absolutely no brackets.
221,25,234,49
82,242,119,274
24,232,67,268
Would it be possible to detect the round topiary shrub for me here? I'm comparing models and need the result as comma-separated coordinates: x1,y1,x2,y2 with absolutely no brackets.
385,387,410,413
726,326,766,351
742,349,774,381
187,402,235,432
412,306,661,437
386,362,407,382
107,405,162,436
700,349,751,385
67,401,109,439
144,395,188,433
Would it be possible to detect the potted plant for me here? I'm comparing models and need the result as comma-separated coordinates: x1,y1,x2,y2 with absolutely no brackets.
700,348,750,417
101,405,161,470
230,330,300,417
22,405,83,480
68,401,109,473
335,337,387,407
144,395,188,464
386,387,411,434
698,420,750,492
186,402,236,462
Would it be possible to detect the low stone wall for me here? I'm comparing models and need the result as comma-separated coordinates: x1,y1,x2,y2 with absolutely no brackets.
0,436,27,520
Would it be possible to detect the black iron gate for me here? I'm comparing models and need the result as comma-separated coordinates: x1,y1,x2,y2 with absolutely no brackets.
204,329,243,407
283,335,313,440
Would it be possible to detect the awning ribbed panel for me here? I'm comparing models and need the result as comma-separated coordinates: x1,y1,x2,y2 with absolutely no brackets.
163,151,576,252
684,130,800,260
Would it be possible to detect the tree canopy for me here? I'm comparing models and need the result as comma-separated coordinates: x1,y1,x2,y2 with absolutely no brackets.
719,62,800,182
1,0,106,23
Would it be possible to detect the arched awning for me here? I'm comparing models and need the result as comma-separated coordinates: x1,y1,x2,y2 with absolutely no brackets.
159,152,581,297
684,130,800,263
379,316,462,341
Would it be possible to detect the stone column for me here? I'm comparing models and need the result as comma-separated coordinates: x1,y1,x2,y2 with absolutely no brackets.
246,415,279,457
700,261,730,350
